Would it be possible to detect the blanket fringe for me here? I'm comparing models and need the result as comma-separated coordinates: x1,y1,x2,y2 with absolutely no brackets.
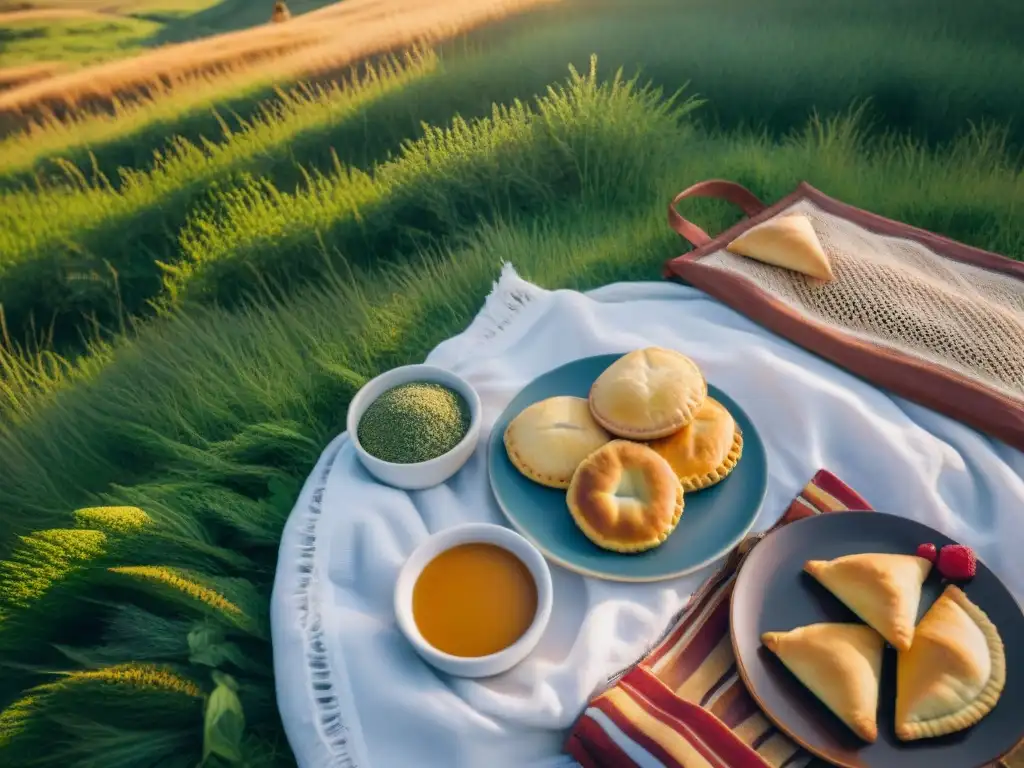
463,263,545,344
294,443,361,768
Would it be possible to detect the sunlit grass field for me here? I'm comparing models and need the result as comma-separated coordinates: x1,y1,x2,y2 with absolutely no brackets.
0,0,339,70
1,0,1023,765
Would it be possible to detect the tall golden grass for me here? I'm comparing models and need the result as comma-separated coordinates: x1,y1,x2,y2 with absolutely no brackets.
0,62,67,93
0,0,560,129
0,8,116,22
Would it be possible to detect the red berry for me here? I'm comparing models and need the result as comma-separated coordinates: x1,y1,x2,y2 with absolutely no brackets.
937,544,977,581
916,543,937,563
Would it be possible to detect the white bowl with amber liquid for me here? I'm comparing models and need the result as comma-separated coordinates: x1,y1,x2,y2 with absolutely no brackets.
394,522,554,678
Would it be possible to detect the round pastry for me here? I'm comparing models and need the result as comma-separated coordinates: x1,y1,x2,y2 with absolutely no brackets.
567,440,684,553
647,396,743,491
588,347,707,440
503,396,612,489
895,585,1006,741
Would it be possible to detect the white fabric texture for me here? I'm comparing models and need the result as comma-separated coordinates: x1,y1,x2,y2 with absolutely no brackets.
270,264,1024,768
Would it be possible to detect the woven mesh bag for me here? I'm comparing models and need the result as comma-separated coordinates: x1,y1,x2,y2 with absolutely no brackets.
663,180,1024,449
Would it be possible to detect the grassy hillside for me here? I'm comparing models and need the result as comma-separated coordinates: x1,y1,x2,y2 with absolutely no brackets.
0,0,340,70
0,13,161,69
0,0,557,131
0,51,437,352
4,0,1023,171
0,0,1022,765
1,0,1023,357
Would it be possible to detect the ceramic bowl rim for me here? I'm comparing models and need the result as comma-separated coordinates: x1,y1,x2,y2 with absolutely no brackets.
393,522,554,671
346,364,482,470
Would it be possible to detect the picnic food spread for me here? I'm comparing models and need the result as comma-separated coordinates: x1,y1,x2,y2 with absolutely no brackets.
725,212,835,282
762,547,1006,744
358,381,470,463
761,623,885,742
895,584,1006,741
566,440,684,553
502,346,746,554
411,542,538,657
503,395,612,488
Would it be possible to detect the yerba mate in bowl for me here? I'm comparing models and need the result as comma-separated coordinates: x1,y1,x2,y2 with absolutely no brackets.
358,382,470,464
347,364,481,490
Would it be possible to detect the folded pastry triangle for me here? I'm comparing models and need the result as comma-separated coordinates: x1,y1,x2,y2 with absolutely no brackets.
726,214,834,281
804,553,932,651
895,585,1006,741
762,623,884,742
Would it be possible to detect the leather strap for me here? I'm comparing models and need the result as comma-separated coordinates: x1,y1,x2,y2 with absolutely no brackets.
667,180,768,247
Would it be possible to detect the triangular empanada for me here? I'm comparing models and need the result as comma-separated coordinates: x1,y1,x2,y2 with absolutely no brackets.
895,585,1006,741
726,214,834,281
804,553,932,652
762,623,884,742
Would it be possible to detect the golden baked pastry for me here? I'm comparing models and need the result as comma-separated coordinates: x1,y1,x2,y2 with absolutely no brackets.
895,585,1006,741
566,440,683,553
503,396,612,489
804,553,932,652
646,396,743,491
726,214,835,282
762,623,884,742
588,347,707,440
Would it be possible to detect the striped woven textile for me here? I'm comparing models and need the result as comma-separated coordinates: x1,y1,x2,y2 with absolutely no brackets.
564,470,1022,768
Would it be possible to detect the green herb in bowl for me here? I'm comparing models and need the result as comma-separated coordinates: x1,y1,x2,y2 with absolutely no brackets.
357,382,471,464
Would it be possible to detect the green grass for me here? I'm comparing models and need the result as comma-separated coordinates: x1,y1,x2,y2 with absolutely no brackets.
4,0,1023,182
0,58,1023,765
0,0,1019,362
0,0,339,69
0,51,438,351
0,16,162,69
458,0,1024,146
4,22,1024,360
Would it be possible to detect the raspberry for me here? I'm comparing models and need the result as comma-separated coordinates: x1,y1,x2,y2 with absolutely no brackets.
937,544,977,581
915,543,937,563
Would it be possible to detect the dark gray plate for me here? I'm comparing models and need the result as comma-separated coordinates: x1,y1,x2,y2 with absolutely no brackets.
731,511,1024,768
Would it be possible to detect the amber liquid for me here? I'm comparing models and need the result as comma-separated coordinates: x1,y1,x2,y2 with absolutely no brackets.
412,542,539,658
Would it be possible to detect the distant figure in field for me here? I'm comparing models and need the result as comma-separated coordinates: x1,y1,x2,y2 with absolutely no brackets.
271,1,291,23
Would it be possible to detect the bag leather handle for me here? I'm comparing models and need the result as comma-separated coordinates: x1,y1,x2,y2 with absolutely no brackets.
668,180,768,247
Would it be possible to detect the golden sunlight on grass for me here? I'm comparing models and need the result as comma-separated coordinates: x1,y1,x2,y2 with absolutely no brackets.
0,0,561,127
0,62,67,93
0,8,117,22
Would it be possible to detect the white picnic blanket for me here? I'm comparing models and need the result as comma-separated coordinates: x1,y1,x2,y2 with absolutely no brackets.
270,264,1024,768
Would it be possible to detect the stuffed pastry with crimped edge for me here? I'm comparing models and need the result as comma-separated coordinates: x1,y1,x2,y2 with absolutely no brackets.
804,553,932,652
567,440,683,553
588,347,707,440
762,623,885,742
503,396,612,489
726,213,834,282
647,396,743,491
895,585,1006,741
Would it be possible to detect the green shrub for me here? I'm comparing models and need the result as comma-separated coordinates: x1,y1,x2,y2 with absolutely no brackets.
0,52,437,352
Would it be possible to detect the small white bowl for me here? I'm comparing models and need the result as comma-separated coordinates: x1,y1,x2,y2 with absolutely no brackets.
347,364,481,490
394,523,553,678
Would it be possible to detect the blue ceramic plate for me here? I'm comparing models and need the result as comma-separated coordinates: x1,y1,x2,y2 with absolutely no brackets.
487,354,768,582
